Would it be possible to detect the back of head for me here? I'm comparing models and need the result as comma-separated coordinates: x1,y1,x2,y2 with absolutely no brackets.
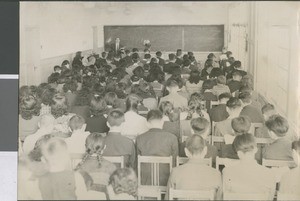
238,91,252,104
232,61,242,69
202,79,215,90
217,75,226,85
218,92,232,102
239,85,253,94
265,114,289,137
231,116,251,135
168,53,176,61
107,110,125,127
132,48,139,53
190,117,210,135
182,59,191,67
188,70,201,84
147,110,163,122
233,133,256,154
90,95,107,116
156,51,162,57
261,103,275,115
69,115,85,131
166,79,179,89
109,168,137,197
41,137,69,163
126,94,141,112
104,92,117,107
226,97,242,110
159,101,174,116
144,54,151,60
85,132,106,154
186,135,206,155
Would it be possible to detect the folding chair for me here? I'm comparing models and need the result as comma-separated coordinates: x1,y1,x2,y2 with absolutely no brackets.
249,123,264,135
277,192,300,201
138,155,173,195
138,186,161,200
169,188,215,200
262,159,296,168
224,192,271,200
216,156,239,170
176,156,212,167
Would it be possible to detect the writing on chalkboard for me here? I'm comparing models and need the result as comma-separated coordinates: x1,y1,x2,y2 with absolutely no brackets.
104,25,224,52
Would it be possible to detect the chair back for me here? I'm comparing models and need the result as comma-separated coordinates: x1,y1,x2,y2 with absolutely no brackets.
262,159,296,168
137,155,173,193
277,192,300,200
216,156,239,170
224,192,271,200
249,123,264,135
176,156,212,167
138,186,161,200
169,188,215,200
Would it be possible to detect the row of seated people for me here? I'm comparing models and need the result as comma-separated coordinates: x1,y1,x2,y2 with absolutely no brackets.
18,48,299,200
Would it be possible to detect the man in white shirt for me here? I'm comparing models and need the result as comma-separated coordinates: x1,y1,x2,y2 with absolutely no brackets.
222,134,277,199
23,114,55,155
64,115,90,154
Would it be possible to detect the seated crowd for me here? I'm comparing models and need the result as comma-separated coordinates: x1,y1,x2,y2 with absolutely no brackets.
18,48,300,200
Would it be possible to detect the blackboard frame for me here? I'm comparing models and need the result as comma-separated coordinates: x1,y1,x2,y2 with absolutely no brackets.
103,24,225,52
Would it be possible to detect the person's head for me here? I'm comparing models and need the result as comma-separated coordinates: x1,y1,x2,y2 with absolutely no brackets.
185,135,207,159
232,61,242,69
69,115,86,133
226,97,243,117
50,93,68,119
233,133,257,160
232,71,242,81
109,168,138,197
132,48,139,53
182,59,191,68
104,92,118,108
190,117,210,139
144,53,151,60
239,85,253,95
101,52,107,59
53,65,62,74
231,116,251,135
241,75,254,88
133,66,144,78
61,60,70,69
126,94,142,113
168,53,176,62
207,53,217,62
40,87,57,106
226,51,233,58
40,137,70,170
159,101,174,117
156,51,162,58
107,110,125,129
166,79,179,93
291,140,300,166
63,80,78,93
218,92,231,104
19,95,41,120
202,79,215,91
75,132,107,171
146,110,164,129
265,115,289,139
188,70,201,84
216,75,226,85
48,73,60,84
38,114,55,132
90,94,107,117
261,103,276,121
238,91,252,105
176,49,182,57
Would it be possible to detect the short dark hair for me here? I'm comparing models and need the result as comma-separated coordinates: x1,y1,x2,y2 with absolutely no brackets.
144,54,151,59
156,51,162,57
107,110,125,127
217,75,226,85
231,116,251,135
132,48,139,53
182,59,191,67
238,92,252,104
168,53,176,61
239,85,253,93
226,97,242,109
265,115,289,136
188,70,201,84
190,117,210,134
54,65,61,71
207,53,216,59
19,95,41,120
233,133,256,154
218,92,232,101
186,135,206,155
166,79,179,88
90,95,107,116
233,61,242,68
146,110,163,121
48,73,60,84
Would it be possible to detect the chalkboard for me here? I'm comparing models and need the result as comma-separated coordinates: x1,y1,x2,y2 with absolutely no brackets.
104,25,224,52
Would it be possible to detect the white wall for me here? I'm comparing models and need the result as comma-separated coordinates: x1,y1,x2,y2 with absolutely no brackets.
253,2,300,135
20,2,229,85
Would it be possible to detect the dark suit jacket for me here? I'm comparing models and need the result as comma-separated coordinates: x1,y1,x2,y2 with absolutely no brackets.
263,137,293,161
227,80,242,93
163,62,180,74
158,57,165,67
175,58,183,66
86,115,110,133
136,128,179,186
209,104,229,122
240,105,264,123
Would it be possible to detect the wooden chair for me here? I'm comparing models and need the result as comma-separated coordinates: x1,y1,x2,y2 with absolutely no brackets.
176,156,212,167
137,155,173,194
277,192,300,200
224,192,271,200
262,159,296,168
216,156,239,170
211,121,216,137
211,136,225,145
138,186,161,200
169,188,215,200
249,123,264,135
70,153,124,169
210,101,219,109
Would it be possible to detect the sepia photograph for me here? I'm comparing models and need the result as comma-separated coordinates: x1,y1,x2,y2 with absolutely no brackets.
18,1,300,200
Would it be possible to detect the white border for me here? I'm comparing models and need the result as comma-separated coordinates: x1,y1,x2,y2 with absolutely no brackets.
0,74,19,79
